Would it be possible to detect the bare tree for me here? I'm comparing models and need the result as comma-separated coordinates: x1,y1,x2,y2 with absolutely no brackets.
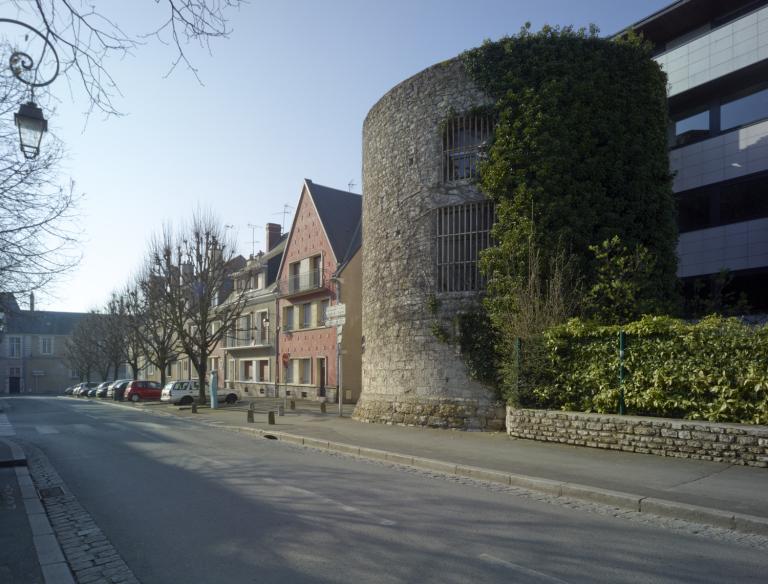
149,210,246,403
6,1,244,117
126,268,177,385
64,312,106,382
0,65,80,300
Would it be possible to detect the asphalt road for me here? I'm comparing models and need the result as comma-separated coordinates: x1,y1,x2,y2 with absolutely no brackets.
4,396,768,584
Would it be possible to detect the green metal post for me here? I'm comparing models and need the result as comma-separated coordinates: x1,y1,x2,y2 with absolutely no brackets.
618,330,626,415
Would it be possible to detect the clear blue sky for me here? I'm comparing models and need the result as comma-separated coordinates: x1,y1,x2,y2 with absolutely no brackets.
26,0,671,312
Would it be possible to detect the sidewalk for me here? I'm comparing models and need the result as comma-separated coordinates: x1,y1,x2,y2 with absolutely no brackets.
0,437,73,584
103,398,768,535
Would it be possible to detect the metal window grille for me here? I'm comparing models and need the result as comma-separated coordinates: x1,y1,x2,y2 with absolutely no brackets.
442,114,493,183
436,200,495,293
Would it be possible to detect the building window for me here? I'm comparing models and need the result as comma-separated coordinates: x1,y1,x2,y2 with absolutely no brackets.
436,200,495,292
70,368,79,379
300,303,312,329
319,299,330,326
257,360,269,382
299,358,312,385
7,336,21,358
284,361,293,384
721,86,768,132
147,363,155,375
241,360,253,381
442,113,493,183
40,337,53,355
671,109,710,147
677,171,768,232
283,306,294,331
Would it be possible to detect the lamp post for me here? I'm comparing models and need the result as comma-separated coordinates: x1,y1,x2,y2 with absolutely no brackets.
1,18,60,159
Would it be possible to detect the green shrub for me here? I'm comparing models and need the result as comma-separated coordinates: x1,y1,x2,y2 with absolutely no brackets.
511,315,768,424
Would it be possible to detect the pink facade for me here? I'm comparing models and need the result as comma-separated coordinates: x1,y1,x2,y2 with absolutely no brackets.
277,183,339,399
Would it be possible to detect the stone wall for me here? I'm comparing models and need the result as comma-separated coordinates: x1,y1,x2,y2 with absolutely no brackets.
356,57,501,430
507,408,768,467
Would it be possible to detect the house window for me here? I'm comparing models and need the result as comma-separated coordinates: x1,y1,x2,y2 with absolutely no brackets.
442,113,493,183
283,306,294,331
257,360,269,382
7,336,21,358
242,360,253,381
284,361,293,383
40,337,54,355
319,299,330,326
257,311,269,342
227,358,235,381
436,200,495,293
300,303,312,329
299,358,312,385
147,362,155,375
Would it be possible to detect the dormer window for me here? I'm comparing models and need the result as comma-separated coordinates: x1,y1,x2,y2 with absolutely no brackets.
442,113,494,183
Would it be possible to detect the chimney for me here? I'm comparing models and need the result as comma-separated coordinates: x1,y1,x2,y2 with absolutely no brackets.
266,223,282,251
29,292,35,312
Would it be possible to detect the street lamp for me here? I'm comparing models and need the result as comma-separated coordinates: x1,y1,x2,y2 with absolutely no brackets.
1,18,60,159
15,101,48,159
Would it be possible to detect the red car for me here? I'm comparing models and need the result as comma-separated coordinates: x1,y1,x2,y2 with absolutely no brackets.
124,380,162,402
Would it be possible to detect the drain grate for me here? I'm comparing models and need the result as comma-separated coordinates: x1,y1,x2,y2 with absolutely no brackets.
38,486,64,499
263,434,278,440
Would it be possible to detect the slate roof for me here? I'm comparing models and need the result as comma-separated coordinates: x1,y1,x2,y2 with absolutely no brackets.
305,179,362,263
5,310,88,336
336,217,362,274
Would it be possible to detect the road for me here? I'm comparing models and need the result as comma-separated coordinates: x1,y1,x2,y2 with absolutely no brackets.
3,396,767,583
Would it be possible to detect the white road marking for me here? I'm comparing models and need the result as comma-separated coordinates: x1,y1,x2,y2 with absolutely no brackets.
36,426,59,434
0,413,15,436
263,479,396,526
479,554,571,583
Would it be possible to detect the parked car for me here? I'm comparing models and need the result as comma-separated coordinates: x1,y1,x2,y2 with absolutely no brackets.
87,386,100,397
95,382,111,398
160,380,200,405
63,385,76,395
124,380,162,402
160,380,239,405
74,382,98,397
106,379,132,400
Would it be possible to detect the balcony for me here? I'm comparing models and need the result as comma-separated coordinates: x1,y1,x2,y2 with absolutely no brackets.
225,329,273,349
278,268,327,298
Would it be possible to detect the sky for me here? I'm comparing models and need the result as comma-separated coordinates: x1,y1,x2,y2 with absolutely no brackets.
7,0,672,313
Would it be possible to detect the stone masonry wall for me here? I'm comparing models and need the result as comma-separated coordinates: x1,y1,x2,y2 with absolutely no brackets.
507,408,768,467
356,57,503,430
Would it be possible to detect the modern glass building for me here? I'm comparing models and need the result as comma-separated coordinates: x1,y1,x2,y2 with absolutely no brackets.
630,0,768,311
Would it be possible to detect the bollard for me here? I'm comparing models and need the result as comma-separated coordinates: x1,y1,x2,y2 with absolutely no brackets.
247,410,254,423
268,411,275,425
320,401,326,413
277,404,284,417
290,399,295,410
191,403,197,414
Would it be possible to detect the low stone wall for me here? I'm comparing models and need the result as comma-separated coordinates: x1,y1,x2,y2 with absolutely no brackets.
355,396,506,431
507,408,768,467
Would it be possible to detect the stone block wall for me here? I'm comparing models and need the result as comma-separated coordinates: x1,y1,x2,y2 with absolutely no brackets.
507,408,768,467
356,57,502,430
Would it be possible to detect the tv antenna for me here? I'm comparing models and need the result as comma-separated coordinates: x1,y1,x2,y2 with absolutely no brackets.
246,223,261,257
273,204,294,233
348,179,357,192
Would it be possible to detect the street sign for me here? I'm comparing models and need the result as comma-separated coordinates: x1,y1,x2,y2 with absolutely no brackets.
326,316,346,327
327,303,346,318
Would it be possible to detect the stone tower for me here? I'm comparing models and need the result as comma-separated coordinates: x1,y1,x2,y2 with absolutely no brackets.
353,58,505,430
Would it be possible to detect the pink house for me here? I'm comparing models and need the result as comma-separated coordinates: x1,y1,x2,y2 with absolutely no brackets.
276,179,361,402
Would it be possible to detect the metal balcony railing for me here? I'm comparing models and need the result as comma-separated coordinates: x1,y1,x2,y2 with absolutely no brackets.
225,329,273,348
278,268,325,297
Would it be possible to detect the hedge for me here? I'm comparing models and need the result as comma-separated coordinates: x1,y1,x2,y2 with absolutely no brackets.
511,315,768,424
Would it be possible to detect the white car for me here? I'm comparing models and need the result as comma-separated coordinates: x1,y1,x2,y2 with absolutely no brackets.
160,380,239,405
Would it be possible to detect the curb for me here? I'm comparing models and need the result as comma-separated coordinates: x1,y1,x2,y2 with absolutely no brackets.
0,436,27,467
2,438,75,584
89,398,768,538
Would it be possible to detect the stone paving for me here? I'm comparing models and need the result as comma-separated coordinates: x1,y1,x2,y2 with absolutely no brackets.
20,441,140,584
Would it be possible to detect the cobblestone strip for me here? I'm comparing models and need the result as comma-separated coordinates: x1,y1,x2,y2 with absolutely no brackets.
19,441,141,584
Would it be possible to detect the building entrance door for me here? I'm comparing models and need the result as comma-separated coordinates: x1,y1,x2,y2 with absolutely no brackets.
8,377,21,394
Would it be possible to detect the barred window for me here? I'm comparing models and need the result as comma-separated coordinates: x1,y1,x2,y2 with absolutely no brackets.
436,201,495,292
442,114,493,183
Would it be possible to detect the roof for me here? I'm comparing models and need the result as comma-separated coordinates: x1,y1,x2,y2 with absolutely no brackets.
305,179,362,263
335,217,362,275
5,310,89,336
